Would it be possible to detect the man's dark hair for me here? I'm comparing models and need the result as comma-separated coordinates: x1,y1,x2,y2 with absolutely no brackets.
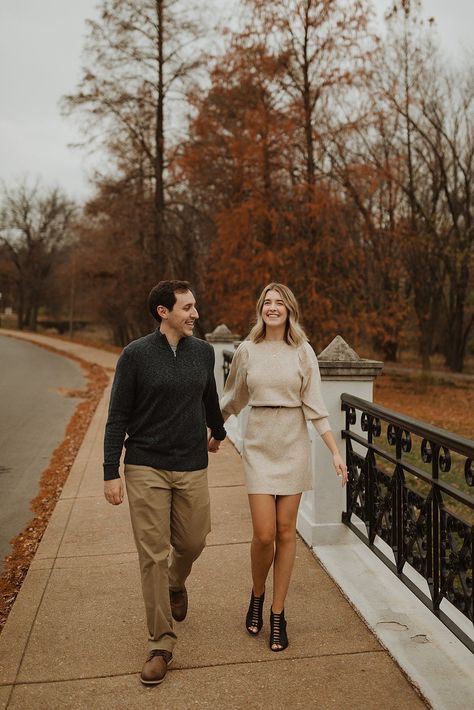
148,280,193,323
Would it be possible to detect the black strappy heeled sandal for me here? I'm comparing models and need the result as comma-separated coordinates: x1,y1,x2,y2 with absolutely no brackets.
245,590,265,635
269,607,288,651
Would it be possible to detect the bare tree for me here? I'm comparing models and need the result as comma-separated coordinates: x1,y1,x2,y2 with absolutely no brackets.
244,0,375,188
63,0,205,277
375,1,474,370
413,70,474,371
0,180,76,330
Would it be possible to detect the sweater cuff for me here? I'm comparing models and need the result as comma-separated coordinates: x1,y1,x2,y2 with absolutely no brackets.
104,464,121,481
211,426,227,441
312,418,331,436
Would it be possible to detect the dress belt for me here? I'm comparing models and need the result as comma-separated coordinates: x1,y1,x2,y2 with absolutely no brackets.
251,405,285,409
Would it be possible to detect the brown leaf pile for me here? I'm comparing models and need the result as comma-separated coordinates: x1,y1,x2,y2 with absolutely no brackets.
0,344,109,633
374,372,474,439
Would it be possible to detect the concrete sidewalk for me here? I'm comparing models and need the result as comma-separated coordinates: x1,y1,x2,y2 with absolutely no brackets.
0,334,426,709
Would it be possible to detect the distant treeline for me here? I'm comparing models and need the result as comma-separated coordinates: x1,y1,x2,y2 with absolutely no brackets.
0,0,472,371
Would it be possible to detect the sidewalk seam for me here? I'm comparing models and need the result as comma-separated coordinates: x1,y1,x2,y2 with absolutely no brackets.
2,647,387,687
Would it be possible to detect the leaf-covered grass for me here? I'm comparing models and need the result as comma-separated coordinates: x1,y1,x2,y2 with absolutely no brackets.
373,372,474,524
374,371,474,440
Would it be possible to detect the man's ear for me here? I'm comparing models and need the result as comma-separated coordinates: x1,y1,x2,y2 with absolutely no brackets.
157,305,168,320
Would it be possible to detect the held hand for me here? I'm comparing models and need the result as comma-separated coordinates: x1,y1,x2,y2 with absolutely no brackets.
208,436,221,453
333,453,348,487
104,478,124,505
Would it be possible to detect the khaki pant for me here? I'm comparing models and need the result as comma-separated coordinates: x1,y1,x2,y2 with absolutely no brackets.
124,465,211,653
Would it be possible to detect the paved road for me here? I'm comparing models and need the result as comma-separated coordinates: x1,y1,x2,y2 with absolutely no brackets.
0,334,85,568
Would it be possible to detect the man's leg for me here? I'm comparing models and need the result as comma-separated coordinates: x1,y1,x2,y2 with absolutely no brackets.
168,468,211,595
125,465,176,654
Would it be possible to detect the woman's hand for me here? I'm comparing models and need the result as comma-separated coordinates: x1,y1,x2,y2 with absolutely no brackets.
332,452,348,487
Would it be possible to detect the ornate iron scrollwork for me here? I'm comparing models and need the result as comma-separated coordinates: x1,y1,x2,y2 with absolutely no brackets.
372,417,381,437
439,447,451,473
361,413,381,437
440,510,473,621
361,412,369,432
387,423,397,446
222,350,233,384
401,430,412,453
374,464,394,547
348,407,357,425
464,459,474,487
421,439,432,463
340,392,474,650
346,451,366,524
403,487,431,577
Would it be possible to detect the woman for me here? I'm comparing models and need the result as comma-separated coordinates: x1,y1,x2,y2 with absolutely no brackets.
221,283,348,651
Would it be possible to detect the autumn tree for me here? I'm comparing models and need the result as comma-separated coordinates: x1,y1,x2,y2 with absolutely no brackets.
413,68,474,371
180,0,379,347
181,35,371,349
72,178,157,345
324,66,411,360
179,37,290,331
364,0,474,370
63,0,206,277
244,0,375,190
0,245,17,315
0,180,76,330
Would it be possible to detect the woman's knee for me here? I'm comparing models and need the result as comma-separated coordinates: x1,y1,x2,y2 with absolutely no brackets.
253,528,276,547
276,522,296,545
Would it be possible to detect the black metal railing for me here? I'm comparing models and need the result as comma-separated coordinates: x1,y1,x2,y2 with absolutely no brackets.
223,349,234,384
341,393,473,652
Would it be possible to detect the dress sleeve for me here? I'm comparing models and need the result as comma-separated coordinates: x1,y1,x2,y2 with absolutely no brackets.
220,342,250,420
299,343,331,435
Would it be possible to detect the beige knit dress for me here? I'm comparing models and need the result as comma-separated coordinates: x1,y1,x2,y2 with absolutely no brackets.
220,340,331,495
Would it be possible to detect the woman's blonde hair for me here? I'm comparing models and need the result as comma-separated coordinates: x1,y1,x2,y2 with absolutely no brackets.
248,283,308,346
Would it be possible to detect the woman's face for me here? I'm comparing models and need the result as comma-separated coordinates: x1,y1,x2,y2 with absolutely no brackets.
261,289,288,330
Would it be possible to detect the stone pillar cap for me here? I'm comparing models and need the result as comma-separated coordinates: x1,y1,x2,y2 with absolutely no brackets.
318,335,361,362
317,335,384,380
205,324,240,343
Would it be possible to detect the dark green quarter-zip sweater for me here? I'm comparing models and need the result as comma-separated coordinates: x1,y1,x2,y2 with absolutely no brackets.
103,330,226,480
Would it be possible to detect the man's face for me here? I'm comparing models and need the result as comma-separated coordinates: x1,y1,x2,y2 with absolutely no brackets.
159,290,198,339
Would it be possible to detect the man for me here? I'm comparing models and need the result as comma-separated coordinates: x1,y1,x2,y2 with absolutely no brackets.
103,280,226,686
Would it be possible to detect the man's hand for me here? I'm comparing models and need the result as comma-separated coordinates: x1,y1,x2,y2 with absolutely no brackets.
104,478,124,505
208,436,221,453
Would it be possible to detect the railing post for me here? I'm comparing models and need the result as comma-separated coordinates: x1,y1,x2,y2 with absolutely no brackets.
297,336,384,547
432,443,440,615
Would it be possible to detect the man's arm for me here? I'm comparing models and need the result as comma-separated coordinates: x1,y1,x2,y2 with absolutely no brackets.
103,350,135,503
203,349,226,448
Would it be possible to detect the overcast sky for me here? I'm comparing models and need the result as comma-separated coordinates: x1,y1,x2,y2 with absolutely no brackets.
1,0,472,203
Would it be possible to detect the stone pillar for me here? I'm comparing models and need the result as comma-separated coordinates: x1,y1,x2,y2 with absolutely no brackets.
297,336,384,547
205,324,240,398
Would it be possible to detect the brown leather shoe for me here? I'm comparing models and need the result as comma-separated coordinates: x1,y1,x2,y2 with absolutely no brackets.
170,587,188,622
140,650,172,686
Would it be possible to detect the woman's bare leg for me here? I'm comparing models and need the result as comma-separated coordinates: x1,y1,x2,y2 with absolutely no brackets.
271,493,301,647
247,494,276,630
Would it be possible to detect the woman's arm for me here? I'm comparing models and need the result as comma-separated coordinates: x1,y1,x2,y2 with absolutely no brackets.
320,429,349,486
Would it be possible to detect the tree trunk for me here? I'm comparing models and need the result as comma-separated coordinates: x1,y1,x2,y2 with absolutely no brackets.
302,47,315,188
444,298,473,372
154,0,168,273
17,290,24,331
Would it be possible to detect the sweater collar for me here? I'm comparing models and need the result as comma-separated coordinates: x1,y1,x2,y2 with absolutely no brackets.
154,329,190,351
